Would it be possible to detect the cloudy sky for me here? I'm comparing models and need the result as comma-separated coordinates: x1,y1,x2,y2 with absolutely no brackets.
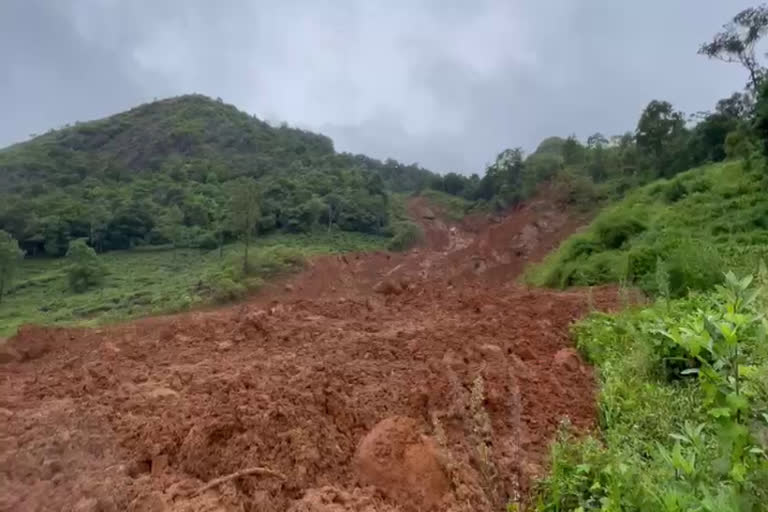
0,0,757,174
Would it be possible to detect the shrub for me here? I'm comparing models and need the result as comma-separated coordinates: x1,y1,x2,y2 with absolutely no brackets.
626,244,659,284
662,179,687,203
66,239,106,292
665,240,723,297
387,221,424,251
594,211,646,249
535,276,768,510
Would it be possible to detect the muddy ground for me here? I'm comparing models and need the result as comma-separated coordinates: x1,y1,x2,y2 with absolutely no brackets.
0,194,625,511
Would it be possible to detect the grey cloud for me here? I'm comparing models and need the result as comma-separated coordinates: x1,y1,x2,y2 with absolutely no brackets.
0,0,759,173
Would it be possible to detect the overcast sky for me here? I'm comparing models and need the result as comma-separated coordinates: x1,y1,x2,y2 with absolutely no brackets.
0,1,758,174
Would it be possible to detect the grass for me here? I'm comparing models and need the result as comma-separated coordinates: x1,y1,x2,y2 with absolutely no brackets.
0,231,388,337
534,280,768,510
526,160,768,296
420,189,481,221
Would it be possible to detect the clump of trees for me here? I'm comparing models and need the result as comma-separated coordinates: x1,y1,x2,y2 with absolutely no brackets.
427,4,768,212
0,230,23,303
0,95,435,259
66,238,106,292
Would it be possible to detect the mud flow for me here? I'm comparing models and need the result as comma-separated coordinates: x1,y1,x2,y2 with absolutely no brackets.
0,194,625,511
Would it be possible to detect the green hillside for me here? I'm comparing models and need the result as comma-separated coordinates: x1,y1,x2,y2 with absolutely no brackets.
526,159,768,296
0,94,437,256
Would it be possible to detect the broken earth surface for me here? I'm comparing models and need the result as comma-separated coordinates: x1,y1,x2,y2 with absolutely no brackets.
0,193,626,511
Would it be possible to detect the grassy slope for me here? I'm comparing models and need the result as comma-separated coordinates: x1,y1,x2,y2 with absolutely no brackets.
530,160,768,509
420,189,484,221
526,160,768,296
0,232,386,337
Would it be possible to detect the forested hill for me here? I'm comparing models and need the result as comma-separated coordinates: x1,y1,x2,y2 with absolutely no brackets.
0,94,437,256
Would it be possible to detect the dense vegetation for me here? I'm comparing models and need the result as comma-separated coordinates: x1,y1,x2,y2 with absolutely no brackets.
536,273,768,510
530,5,768,511
526,160,768,296
0,94,438,256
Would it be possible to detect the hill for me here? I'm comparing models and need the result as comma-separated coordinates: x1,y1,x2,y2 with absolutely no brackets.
526,159,768,296
0,94,437,256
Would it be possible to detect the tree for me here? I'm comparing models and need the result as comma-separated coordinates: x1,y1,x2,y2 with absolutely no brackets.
228,177,260,273
700,5,768,90
87,203,110,253
0,230,24,303
636,100,687,175
66,239,106,293
304,195,327,229
716,92,754,119
159,205,184,260
562,135,586,165
753,79,768,156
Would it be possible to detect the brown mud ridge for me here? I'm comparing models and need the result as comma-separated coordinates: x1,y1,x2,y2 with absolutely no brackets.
0,193,629,512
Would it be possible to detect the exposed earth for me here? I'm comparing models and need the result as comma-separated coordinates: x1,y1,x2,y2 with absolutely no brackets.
0,194,627,511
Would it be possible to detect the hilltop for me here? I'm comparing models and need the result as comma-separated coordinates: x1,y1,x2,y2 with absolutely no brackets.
0,95,437,256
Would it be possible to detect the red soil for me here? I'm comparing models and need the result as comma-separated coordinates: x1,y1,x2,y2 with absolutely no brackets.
0,193,623,511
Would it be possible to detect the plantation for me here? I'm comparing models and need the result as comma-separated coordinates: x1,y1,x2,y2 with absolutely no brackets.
0,231,387,337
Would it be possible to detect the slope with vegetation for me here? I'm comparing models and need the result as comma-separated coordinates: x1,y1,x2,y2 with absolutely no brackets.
0,96,434,334
530,5,768,510
0,94,437,257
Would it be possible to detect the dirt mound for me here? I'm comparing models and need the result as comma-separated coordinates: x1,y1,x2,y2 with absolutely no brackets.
353,416,449,510
0,192,624,511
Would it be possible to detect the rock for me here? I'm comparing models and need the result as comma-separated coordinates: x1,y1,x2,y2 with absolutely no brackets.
217,340,234,352
0,345,20,364
151,454,168,477
284,284,295,292
73,498,99,512
478,344,503,359
554,348,582,372
353,416,449,511
42,459,63,480
146,387,179,400
421,208,436,220
373,280,402,295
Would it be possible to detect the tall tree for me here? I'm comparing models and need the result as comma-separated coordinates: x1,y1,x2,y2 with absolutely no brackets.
636,100,686,171
700,5,768,91
228,177,261,273
0,230,24,303
159,205,184,261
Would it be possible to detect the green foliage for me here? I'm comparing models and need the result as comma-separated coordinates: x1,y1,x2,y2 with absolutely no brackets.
527,161,768,296
66,239,106,292
420,189,479,221
535,275,768,511
0,231,388,337
0,230,24,303
387,221,424,251
0,95,439,257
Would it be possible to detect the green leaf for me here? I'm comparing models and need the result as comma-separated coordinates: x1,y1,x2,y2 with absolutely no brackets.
708,407,732,418
738,365,758,378
725,392,749,413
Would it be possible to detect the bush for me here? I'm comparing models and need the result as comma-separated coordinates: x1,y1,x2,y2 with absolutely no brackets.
593,210,647,250
535,277,768,510
664,240,723,297
66,239,106,292
387,221,424,251
662,179,687,203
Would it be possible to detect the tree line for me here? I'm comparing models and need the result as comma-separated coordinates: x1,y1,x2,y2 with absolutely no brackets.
0,95,437,258
430,4,768,211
